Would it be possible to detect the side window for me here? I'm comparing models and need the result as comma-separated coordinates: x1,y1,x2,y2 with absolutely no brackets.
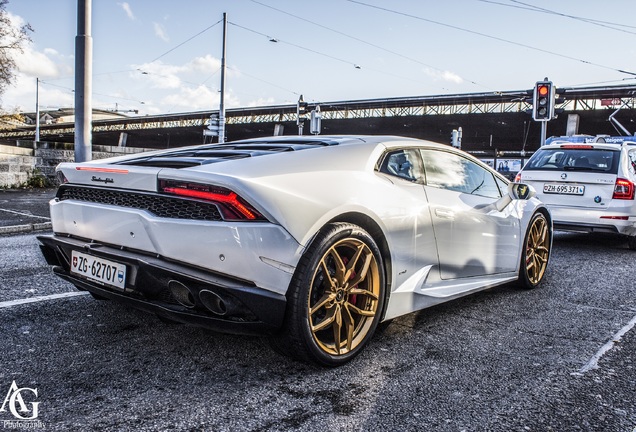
379,149,424,183
420,149,502,199
629,149,636,175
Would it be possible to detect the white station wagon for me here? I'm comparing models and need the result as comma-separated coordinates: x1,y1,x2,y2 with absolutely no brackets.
516,140,636,249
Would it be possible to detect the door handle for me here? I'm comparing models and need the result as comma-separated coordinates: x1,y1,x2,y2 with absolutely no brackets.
435,209,454,219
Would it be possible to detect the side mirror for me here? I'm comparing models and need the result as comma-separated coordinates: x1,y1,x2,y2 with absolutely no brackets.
495,183,536,212
509,183,536,200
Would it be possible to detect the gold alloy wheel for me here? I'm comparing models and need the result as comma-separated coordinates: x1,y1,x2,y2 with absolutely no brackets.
525,214,550,285
308,238,381,356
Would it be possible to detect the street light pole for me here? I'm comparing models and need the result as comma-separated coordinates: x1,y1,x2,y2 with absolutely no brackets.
218,12,227,144
74,0,92,162
35,77,40,145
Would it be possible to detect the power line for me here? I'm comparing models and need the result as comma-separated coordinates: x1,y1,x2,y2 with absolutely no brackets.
229,21,360,68
149,19,223,64
249,0,488,90
347,0,636,77
478,0,636,35
229,20,464,96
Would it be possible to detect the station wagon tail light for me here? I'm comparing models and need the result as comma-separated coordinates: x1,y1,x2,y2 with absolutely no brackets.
612,178,635,200
159,180,265,221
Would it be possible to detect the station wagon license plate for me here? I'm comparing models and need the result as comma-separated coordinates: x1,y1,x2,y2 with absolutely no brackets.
543,183,585,195
70,250,126,290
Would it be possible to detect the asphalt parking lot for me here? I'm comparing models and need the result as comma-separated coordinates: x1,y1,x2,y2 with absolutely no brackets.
0,188,55,234
0,190,635,431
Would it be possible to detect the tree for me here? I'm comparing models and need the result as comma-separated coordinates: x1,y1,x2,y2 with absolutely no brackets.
0,0,32,105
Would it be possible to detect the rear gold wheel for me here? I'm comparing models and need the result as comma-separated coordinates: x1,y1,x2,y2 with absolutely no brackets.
271,223,386,366
308,237,381,356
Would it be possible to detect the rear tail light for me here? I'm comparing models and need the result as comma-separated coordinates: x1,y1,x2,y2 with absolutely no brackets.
159,180,266,221
514,173,522,182
612,178,635,200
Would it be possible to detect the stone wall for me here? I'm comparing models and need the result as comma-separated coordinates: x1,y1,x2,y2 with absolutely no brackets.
0,142,152,187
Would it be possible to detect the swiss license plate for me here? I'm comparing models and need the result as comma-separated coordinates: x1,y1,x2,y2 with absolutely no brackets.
543,183,585,195
70,250,126,290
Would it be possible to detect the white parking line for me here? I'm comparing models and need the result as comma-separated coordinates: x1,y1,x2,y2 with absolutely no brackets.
0,208,51,220
0,292,89,309
577,313,636,374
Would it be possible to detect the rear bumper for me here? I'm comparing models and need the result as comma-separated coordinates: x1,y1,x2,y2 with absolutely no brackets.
548,206,636,236
38,234,287,335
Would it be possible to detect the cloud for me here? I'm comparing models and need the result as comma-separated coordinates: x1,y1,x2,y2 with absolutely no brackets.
153,22,169,42
423,68,464,84
118,2,135,20
161,85,218,110
132,55,225,91
14,49,59,78
132,61,183,89
4,12,64,79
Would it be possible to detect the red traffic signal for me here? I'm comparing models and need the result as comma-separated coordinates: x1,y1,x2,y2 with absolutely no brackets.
532,81,554,121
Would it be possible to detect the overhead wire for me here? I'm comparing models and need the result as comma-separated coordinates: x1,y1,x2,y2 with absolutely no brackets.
346,0,636,77
478,0,636,35
229,20,458,97
508,0,636,34
248,0,489,90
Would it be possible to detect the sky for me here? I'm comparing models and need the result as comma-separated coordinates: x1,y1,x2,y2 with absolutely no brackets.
2,0,636,117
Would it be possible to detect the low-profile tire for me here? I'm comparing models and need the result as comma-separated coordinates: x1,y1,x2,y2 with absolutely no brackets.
517,211,551,289
271,222,386,367
627,235,636,251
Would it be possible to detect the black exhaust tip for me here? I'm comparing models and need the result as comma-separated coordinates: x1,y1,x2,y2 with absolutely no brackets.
168,280,196,308
199,289,228,316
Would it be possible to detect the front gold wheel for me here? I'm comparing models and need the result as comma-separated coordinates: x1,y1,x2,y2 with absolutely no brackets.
308,238,381,356
520,212,550,288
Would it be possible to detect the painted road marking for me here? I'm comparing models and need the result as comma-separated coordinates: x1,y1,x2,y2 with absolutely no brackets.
0,208,51,220
577,313,636,374
0,292,90,309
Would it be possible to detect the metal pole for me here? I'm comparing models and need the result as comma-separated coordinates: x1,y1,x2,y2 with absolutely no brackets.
35,77,40,145
540,121,547,147
74,0,92,161
218,13,227,144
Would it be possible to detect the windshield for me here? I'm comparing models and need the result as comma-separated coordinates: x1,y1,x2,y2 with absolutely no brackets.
524,148,619,174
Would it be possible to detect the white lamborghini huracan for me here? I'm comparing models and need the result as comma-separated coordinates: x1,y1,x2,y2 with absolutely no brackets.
39,135,552,366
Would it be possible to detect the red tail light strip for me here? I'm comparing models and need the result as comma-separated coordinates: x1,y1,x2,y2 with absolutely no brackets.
76,167,129,174
159,179,265,221
163,187,259,220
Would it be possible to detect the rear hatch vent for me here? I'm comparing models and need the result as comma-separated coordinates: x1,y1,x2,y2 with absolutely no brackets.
117,140,339,169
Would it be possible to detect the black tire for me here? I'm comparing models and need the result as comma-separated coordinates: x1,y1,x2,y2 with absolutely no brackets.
517,212,551,289
271,223,386,366
627,235,636,251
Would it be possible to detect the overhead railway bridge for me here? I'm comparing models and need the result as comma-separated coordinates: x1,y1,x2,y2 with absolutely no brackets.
2,84,635,154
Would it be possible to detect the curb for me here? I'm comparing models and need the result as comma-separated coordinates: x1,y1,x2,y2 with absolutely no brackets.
0,222,52,235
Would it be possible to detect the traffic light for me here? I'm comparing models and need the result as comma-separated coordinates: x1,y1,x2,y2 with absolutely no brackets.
203,115,220,137
532,80,555,121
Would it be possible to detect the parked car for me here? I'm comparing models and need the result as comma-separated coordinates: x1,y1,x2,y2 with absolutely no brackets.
515,140,636,249
38,135,552,366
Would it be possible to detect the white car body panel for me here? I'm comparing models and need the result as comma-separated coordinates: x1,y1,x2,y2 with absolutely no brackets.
42,135,550,333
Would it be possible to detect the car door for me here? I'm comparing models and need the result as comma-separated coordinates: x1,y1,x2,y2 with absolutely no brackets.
420,148,520,280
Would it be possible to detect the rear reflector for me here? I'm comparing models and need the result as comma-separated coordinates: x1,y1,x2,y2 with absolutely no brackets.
159,180,265,221
600,215,629,220
613,178,635,200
